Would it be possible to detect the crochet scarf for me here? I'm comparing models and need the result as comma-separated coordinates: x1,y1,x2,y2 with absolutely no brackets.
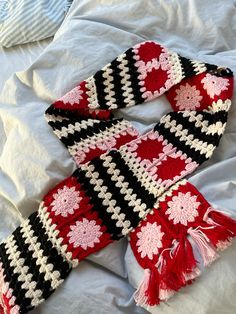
0,41,235,314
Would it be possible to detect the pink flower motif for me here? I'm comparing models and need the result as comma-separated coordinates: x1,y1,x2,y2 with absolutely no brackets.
166,192,200,225
137,222,164,259
68,218,102,250
96,137,116,151
201,74,229,98
174,83,202,110
51,186,82,217
58,86,83,105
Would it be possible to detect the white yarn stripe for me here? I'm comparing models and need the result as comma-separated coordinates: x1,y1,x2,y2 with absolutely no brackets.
53,119,101,139
191,60,207,75
168,52,184,84
0,0,69,47
85,76,100,109
117,53,135,107
205,99,231,113
102,63,116,108
45,113,70,123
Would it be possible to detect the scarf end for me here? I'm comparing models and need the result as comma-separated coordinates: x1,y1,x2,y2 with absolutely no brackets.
134,207,236,307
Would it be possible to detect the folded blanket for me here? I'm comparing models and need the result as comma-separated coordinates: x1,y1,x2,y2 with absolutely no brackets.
0,0,73,48
0,41,235,314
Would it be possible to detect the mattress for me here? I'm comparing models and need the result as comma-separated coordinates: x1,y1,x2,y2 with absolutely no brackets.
0,1,236,313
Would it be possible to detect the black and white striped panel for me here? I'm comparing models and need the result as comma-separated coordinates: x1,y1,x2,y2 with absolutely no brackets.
74,150,159,239
89,47,143,110
0,212,71,313
46,103,139,164
155,108,229,164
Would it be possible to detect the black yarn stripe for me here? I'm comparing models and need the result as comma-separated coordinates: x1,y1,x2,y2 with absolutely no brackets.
89,157,141,229
0,213,72,313
0,239,30,313
13,226,54,304
46,107,86,122
205,63,233,77
45,106,81,121
28,213,72,281
93,69,108,110
169,112,222,147
178,56,196,78
124,48,144,106
155,122,208,164
45,106,84,121
201,110,228,125
108,150,156,209
58,118,123,148
204,63,218,73
73,168,123,240
107,58,126,108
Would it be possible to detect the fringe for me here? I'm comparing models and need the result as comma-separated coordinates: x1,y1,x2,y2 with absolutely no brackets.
134,269,151,306
134,207,236,307
187,227,219,266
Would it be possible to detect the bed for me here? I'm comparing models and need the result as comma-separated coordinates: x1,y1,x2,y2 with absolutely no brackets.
0,1,236,313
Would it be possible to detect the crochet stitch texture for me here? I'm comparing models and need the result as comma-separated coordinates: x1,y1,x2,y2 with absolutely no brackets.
0,41,235,314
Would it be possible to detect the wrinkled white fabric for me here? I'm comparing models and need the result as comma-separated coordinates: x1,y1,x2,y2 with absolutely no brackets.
0,37,52,91
0,0,236,313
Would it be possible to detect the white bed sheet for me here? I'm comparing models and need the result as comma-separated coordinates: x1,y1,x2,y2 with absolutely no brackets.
0,0,236,313
0,38,52,92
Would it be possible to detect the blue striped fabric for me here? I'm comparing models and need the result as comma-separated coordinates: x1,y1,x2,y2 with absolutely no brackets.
0,0,73,48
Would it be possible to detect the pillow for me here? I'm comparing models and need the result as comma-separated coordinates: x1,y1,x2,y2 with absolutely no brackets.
0,0,73,48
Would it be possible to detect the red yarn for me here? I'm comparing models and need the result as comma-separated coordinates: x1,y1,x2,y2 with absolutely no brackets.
199,225,233,249
1,294,11,314
145,266,160,306
209,211,236,235
161,236,197,292
134,267,160,307
185,237,198,278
